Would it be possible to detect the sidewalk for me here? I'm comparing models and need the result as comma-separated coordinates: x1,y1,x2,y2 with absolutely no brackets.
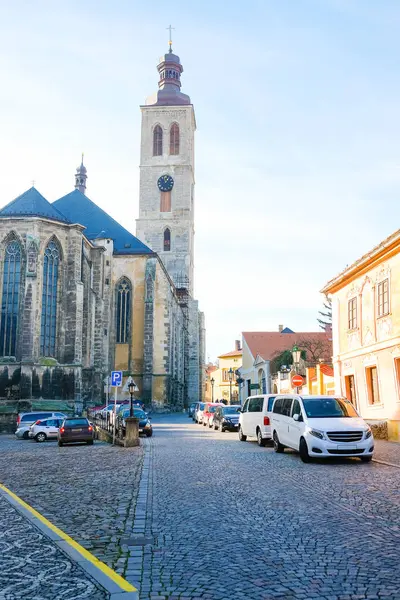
373,439,400,467
0,486,138,600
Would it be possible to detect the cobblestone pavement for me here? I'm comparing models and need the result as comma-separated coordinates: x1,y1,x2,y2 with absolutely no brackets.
0,436,143,575
131,414,400,600
3,420,400,600
0,493,107,599
373,439,400,466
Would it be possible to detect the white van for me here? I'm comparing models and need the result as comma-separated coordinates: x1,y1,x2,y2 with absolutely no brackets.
270,394,374,463
238,394,276,447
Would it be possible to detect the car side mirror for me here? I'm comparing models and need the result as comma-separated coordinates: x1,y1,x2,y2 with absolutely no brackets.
237,408,242,413
293,413,303,422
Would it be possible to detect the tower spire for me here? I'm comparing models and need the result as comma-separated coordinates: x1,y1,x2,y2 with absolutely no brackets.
167,24,175,53
75,153,87,194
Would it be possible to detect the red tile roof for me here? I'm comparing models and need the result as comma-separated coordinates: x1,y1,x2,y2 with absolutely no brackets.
242,331,331,362
320,364,334,377
218,349,243,358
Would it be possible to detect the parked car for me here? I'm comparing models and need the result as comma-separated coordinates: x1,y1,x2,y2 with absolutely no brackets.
117,407,153,437
202,403,222,427
188,402,196,418
213,405,241,432
58,417,94,446
270,394,374,463
238,395,276,446
29,417,65,442
15,411,67,440
194,402,205,424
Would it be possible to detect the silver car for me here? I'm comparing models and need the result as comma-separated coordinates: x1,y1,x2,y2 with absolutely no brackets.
15,411,67,439
30,417,65,442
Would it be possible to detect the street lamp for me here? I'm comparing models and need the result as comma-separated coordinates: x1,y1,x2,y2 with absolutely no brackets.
235,371,244,405
128,379,135,418
228,368,234,404
211,377,215,402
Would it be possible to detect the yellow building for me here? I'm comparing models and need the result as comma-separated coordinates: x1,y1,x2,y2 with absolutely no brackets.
211,342,242,404
322,229,400,440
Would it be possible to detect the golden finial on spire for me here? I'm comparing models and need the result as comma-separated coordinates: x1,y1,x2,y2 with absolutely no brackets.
167,24,175,53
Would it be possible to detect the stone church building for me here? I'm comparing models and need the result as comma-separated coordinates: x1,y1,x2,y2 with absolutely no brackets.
0,43,205,418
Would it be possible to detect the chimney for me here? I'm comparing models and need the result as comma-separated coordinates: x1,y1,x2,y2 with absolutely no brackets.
279,324,283,333
235,340,241,351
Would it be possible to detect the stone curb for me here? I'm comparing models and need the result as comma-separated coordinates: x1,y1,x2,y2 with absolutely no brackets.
372,458,400,469
0,485,138,600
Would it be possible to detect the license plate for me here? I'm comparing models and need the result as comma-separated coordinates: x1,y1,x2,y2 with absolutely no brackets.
74,428,82,432
337,444,357,450
234,424,239,427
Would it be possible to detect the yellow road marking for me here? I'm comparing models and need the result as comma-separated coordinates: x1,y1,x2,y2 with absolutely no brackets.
0,482,137,593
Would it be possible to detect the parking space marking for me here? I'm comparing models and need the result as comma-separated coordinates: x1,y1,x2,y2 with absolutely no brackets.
0,482,137,596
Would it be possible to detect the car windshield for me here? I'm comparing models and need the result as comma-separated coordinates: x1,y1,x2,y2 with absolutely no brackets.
64,419,89,426
208,406,217,413
302,398,359,418
198,403,205,410
122,409,146,419
223,406,239,415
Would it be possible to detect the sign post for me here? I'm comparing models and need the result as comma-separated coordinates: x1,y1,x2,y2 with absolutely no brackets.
291,374,304,394
111,371,122,444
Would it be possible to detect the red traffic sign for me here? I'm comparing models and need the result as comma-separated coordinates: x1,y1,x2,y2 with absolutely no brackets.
291,374,304,388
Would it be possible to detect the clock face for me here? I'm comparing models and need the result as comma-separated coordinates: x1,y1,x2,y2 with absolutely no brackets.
157,174,174,192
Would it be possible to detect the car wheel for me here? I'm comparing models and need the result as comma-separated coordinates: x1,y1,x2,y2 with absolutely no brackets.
360,455,372,462
87,440,94,445
238,426,247,441
35,432,46,443
58,440,63,447
146,431,153,437
257,428,267,447
299,437,310,463
23,431,30,440
273,431,284,453
214,423,218,430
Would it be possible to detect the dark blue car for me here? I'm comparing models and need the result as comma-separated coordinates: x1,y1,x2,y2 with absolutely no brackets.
117,407,153,437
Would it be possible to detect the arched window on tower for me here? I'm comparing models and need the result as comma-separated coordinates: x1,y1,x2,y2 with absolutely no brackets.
116,278,131,343
153,125,163,156
40,239,60,357
0,240,22,357
170,123,180,155
164,228,171,252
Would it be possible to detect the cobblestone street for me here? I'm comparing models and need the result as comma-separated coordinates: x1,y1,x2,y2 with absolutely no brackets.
2,416,400,599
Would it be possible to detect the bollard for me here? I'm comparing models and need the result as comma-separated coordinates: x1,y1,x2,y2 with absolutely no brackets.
124,417,140,447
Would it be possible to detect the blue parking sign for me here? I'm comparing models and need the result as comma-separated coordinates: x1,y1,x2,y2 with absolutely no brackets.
111,371,122,387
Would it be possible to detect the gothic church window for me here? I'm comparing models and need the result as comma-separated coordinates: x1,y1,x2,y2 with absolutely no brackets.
153,125,163,156
116,278,131,343
0,240,22,356
40,240,60,357
164,228,171,252
170,123,180,155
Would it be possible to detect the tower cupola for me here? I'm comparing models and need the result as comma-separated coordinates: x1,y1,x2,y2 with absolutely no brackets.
75,154,87,194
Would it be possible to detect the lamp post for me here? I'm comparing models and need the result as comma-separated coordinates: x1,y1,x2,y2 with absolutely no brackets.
236,371,244,405
128,379,135,418
292,345,302,393
228,368,234,404
211,377,215,402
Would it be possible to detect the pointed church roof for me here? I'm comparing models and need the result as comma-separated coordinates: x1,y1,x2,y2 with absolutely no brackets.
53,189,153,255
0,187,71,223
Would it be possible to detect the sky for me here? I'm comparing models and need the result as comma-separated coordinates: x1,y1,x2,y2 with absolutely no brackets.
1,0,400,361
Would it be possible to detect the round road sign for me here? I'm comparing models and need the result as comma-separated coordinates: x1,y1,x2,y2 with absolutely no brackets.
291,374,304,388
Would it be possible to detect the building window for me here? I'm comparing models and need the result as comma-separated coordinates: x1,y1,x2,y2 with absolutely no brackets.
366,366,380,405
153,125,163,156
116,278,131,343
348,297,357,330
160,191,171,212
0,240,22,357
164,228,171,252
40,240,60,357
169,123,180,155
377,279,389,317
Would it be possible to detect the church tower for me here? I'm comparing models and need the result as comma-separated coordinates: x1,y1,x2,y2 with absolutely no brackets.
136,40,196,296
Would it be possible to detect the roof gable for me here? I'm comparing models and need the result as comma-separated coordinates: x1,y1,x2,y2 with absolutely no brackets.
53,190,153,255
0,187,70,224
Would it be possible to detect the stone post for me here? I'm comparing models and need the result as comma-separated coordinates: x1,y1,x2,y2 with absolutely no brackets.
124,417,140,447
